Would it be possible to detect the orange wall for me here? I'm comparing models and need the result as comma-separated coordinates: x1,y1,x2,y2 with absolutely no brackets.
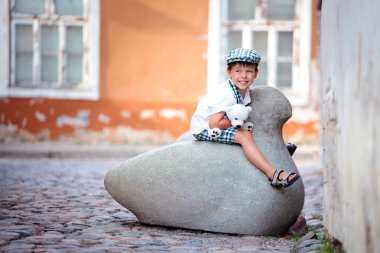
101,0,208,103
1,0,208,142
0,0,320,144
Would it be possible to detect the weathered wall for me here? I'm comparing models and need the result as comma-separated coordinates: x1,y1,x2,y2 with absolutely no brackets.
0,0,208,143
0,0,321,144
320,1,380,253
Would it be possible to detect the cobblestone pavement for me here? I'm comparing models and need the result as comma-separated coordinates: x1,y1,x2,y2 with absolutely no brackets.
0,146,323,253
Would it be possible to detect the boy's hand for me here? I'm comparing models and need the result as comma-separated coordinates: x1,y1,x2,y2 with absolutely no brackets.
209,111,233,130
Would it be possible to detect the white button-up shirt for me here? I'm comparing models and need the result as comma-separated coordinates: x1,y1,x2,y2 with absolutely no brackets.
190,80,251,134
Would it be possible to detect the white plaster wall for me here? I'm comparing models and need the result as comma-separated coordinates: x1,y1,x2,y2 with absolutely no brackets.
320,1,380,253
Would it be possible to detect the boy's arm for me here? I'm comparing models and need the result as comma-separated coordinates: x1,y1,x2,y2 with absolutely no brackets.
209,111,232,130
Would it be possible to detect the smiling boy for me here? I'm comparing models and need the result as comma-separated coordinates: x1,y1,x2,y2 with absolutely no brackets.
190,48,300,188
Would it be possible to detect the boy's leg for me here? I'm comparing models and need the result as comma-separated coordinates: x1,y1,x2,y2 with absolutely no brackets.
233,130,297,181
233,130,276,178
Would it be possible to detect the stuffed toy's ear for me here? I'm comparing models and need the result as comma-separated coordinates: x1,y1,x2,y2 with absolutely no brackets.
246,106,252,112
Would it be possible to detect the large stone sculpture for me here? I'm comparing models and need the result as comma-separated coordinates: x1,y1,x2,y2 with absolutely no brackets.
104,86,304,235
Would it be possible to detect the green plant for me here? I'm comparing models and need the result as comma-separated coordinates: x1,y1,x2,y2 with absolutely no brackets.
292,235,303,241
318,234,342,253
319,241,336,253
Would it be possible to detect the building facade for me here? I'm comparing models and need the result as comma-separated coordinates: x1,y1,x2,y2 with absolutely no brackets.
0,0,320,144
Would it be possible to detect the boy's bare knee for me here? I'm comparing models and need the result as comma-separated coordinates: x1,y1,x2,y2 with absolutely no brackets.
234,130,252,144
240,130,252,138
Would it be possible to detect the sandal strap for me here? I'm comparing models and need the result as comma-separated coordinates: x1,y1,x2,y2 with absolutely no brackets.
282,173,291,182
270,170,299,188
283,172,297,183
270,169,283,186
280,172,300,187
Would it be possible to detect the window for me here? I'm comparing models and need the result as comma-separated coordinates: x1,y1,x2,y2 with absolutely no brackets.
207,0,311,105
0,0,99,100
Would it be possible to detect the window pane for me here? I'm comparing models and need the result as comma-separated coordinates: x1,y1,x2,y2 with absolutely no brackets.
252,31,267,57
41,56,58,82
66,26,83,53
16,25,33,51
66,26,83,83
278,32,293,57
41,25,58,52
67,56,82,83
228,0,256,21
55,0,83,16
41,26,58,82
227,31,242,51
267,0,295,20
16,54,33,82
15,25,33,82
255,61,267,86
15,0,45,15
277,63,292,88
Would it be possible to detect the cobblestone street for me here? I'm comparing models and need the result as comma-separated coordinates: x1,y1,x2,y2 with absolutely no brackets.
0,145,323,252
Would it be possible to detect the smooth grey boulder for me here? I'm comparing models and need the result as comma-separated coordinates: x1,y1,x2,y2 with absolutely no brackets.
104,86,304,235
176,131,195,141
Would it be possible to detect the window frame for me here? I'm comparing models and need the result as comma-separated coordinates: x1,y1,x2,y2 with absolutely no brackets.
207,0,311,106
0,0,100,100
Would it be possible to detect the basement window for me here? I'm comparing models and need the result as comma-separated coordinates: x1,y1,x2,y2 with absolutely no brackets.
0,0,100,100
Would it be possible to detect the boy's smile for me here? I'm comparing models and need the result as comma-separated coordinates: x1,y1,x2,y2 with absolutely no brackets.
227,63,258,96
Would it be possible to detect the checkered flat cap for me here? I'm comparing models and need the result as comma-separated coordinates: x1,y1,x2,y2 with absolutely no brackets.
225,48,261,65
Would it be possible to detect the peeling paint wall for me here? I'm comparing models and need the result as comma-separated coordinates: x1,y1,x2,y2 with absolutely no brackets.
0,0,207,144
321,1,380,252
0,98,195,143
0,0,321,144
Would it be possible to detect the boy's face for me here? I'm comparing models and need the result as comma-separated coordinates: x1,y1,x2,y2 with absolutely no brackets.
227,63,258,91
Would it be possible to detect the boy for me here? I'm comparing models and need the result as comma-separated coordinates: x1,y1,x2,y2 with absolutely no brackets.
190,48,300,188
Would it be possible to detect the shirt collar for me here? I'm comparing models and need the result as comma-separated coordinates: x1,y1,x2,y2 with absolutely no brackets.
228,79,251,105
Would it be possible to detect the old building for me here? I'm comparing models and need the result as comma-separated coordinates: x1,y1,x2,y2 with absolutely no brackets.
0,0,320,144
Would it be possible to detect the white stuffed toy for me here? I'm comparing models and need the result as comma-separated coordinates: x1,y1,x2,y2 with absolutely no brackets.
208,104,253,138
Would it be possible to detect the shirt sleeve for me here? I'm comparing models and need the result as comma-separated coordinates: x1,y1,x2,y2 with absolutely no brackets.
206,84,236,115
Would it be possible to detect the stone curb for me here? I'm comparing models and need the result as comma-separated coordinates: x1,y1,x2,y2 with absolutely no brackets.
0,144,161,159
0,143,320,160
291,229,327,253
